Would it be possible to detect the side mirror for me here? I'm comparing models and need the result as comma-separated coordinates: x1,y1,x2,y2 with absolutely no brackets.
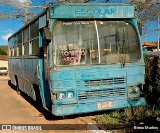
43,27,51,40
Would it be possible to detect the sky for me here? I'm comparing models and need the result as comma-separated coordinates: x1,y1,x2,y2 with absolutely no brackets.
0,0,44,46
0,0,159,46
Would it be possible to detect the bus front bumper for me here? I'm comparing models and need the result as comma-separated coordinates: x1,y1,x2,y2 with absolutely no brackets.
52,97,146,116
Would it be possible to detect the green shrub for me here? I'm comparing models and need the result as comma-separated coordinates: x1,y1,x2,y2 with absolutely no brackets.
144,53,160,107
97,106,160,126
97,110,124,125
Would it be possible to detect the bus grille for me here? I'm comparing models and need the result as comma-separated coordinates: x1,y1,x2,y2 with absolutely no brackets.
77,77,125,87
78,88,126,100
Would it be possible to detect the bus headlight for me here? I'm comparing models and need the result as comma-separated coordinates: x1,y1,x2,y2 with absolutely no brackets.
128,87,134,93
59,93,65,100
128,86,140,94
134,86,140,93
67,92,74,99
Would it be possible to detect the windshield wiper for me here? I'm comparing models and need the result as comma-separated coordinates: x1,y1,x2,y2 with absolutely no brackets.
121,29,126,68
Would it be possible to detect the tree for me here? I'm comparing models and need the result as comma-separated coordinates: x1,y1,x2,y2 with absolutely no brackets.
0,0,46,23
0,49,7,55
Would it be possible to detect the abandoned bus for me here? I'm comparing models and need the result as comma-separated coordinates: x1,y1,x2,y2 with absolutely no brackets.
8,1,146,116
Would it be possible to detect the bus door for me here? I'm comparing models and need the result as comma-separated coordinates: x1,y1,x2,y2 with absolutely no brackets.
41,28,52,110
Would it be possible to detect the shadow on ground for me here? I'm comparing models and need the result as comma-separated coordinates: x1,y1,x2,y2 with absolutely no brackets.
8,80,110,120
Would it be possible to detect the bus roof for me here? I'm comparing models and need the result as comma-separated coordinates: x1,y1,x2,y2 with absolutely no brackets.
8,8,47,40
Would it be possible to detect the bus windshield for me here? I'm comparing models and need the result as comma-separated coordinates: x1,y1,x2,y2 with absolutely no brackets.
53,21,140,66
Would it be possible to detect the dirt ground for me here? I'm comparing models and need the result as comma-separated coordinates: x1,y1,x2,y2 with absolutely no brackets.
0,77,108,133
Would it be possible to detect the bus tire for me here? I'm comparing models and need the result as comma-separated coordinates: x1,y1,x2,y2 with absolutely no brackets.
17,85,21,95
33,84,43,111
15,75,21,95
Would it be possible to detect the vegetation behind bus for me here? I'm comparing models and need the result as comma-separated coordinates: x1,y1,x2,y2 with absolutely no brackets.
96,53,160,130
0,46,7,55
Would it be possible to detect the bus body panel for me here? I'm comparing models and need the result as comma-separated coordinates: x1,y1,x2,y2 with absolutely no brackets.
52,98,146,116
9,58,39,100
9,58,39,84
49,64,144,104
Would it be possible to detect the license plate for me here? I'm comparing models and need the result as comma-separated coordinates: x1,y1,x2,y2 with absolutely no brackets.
97,102,112,109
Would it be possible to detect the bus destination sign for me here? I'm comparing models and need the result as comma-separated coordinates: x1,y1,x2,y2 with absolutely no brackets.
50,4,135,19
75,8,116,16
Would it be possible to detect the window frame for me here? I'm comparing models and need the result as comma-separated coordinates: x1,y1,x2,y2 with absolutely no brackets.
29,20,39,56
52,20,141,66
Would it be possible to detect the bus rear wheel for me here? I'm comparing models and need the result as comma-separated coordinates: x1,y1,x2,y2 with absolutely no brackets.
16,85,21,95
15,75,21,95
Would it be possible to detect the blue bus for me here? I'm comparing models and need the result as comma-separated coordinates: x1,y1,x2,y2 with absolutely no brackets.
8,1,146,116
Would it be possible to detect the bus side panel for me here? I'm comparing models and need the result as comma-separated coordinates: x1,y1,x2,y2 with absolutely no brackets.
9,58,21,86
127,65,145,85
9,58,40,96
21,58,39,84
